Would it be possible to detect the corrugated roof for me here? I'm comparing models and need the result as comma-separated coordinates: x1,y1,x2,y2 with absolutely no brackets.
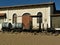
0,2,55,9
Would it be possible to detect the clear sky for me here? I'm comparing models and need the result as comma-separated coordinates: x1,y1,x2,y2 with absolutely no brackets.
0,0,59,10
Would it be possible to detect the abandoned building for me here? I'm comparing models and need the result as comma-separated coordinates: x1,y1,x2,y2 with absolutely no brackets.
0,2,60,31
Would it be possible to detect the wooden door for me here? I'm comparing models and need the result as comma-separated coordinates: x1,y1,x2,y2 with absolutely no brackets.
22,15,32,30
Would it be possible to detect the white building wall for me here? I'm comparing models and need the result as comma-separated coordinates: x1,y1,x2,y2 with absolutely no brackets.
0,6,51,29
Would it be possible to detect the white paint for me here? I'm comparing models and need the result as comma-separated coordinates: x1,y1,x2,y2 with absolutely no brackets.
0,24,2,31
0,6,51,29
55,28,60,30
32,17,39,29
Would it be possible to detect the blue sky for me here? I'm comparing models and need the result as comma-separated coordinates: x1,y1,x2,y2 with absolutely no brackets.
0,0,59,10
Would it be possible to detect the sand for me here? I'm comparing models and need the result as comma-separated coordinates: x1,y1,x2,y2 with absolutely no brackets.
0,32,60,45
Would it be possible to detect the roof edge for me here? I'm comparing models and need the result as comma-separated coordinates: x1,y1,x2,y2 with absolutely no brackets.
0,2,55,9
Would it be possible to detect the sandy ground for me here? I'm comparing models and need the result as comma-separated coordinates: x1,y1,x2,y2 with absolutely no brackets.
0,32,60,45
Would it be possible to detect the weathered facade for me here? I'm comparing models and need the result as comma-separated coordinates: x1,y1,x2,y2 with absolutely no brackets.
0,2,59,30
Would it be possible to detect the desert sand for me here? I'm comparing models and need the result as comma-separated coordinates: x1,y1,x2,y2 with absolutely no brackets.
0,32,60,45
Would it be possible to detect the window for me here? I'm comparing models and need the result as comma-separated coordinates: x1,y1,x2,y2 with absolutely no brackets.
37,12,42,23
12,13,17,23
0,13,6,24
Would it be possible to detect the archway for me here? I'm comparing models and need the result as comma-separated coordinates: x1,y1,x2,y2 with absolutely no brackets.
37,12,42,29
22,13,32,30
12,13,17,23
